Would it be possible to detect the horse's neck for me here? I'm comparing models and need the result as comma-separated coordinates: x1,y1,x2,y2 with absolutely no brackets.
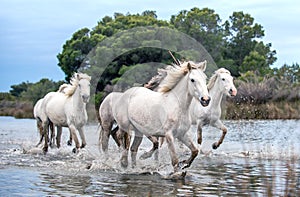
208,83,224,113
72,87,86,113
168,75,192,111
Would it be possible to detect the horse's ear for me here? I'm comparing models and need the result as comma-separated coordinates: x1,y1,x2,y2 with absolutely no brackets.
187,62,192,71
199,60,207,71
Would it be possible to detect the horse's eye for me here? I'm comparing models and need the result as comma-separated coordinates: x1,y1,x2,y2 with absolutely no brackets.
222,78,225,81
191,79,195,83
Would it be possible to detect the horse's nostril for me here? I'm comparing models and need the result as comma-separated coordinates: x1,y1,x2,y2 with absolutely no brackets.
201,96,210,102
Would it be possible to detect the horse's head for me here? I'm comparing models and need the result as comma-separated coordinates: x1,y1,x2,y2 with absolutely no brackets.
77,73,91,103
215,68,237,97
187,60,210,107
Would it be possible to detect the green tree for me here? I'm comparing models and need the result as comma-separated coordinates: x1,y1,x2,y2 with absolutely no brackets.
21,79,64,104
170,7,225,63
223,11,276,76
57,28,105,81
10,82,31,97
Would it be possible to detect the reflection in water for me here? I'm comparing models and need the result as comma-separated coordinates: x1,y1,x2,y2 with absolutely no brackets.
0,117,299,196
37,173,92,196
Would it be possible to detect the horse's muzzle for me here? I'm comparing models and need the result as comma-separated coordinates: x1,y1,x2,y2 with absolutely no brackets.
200,96,210,107
229,88,237,97
82,95,90,103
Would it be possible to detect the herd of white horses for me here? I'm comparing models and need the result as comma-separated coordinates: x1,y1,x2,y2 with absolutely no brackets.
33,60,237,173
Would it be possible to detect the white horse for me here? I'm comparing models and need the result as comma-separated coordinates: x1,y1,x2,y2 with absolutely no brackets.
189,68,237,149
40,73,91,153
99,92,160,159
33,98,55,147
110,61,210,172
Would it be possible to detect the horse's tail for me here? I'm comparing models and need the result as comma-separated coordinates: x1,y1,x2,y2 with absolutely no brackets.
97,122,103,149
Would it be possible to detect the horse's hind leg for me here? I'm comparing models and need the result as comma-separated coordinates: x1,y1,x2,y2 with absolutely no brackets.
130,132,143,167
49,122,55,148
120,129,130,168
78,127,86,148
140,136,159,160
56,126,62,148
100,124,112,152
111,126,121,147
42,120,50,153
36,121,44,147
67,129,72,146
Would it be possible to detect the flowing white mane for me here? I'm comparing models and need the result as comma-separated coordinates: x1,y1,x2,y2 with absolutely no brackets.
60,73,91,97
158,61,206,93
207,68,231,90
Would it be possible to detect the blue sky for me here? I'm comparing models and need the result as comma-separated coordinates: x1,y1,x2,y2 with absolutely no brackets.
1,0,299,92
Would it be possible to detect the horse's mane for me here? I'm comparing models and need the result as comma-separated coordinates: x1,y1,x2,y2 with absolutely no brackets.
61,73,91,97
207,68,231,90
158,61,206,93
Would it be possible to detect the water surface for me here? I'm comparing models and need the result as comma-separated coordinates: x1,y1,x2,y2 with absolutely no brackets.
0,117,299,196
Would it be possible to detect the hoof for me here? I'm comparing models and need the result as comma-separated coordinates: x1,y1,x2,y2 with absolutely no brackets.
163,171,187,180
72,148,78,153
42,147,48,154
139,152,152,160
212,142,219,150
197,138,202,145
177,160,190,170
121,160,128,168
80,144,86,149
67,140,72,146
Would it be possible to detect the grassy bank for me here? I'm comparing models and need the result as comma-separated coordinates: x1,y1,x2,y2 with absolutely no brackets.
0,100,33,119
224,101,300,119
1,99,299,120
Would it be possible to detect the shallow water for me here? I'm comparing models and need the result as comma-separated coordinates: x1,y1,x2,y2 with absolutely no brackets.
0,116,299,196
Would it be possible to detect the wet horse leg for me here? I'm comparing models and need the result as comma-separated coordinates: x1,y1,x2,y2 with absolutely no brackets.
130,131,143,167
42,120,50,153
139,136,159,160
78,127,86,148
69,125,80,153
67,129,72,146
177,133,199,170
111,126,122,147
212,122,227,149
49,121,55,148
36,120,44,147
99,122,113,152
120,129,130,168
165,131,179,172
197,123,203,145
56,126,62,148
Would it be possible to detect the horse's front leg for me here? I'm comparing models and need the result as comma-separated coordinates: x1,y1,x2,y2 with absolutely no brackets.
140,136,159,160
69,125,80,153
197,123,203,145
177,132,199,170
78,127,86,148
212,121,227,149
